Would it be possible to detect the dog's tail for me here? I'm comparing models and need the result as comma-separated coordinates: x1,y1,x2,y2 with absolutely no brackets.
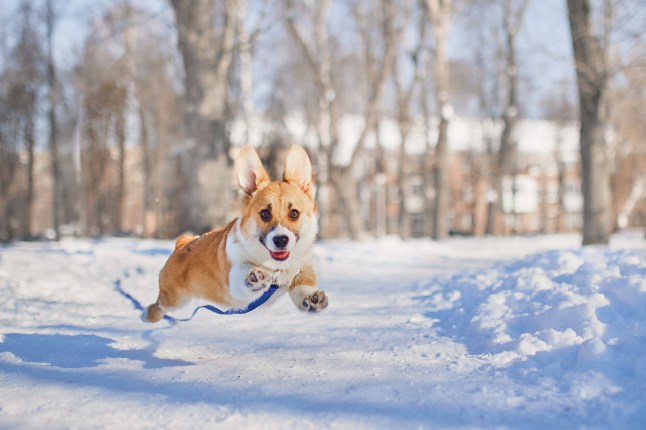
175,234,197,250
145,302,165,323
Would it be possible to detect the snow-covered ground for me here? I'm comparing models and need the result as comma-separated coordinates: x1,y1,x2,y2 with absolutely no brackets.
0,231,644,429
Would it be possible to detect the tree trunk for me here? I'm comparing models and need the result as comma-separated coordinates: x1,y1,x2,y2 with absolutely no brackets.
494,0,526,236
480,0,529,236
426,0,452,241
151,105,168,238
84,124,100,236
24,117,35,239
432,117,449,239
237,0,253,144
115,110,126,233
329,166,367,240
485,132,497,235
139,105,151,237
421,78,435,237
496,109,516,235
285,0,395,240
0,135,9,242
169,0,237,232
398,127,412,239
499,63,518,234
578,112,611,243
393,3,427,239
556,145,566,233
46,0,60,241
567,0,612,245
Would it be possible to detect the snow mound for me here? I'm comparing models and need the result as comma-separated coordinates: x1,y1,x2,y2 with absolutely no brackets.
417,248,646,369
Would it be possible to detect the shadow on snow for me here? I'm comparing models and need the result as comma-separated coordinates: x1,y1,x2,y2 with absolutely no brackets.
0,333,191,369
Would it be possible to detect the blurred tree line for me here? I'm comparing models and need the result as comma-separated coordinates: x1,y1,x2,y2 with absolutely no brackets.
0,0,644,244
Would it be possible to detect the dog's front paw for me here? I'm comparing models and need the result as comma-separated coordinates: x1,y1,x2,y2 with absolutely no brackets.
245,268,272,292
300,290,328,312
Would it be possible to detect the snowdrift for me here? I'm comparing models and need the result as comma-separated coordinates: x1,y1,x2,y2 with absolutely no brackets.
416,247,646,413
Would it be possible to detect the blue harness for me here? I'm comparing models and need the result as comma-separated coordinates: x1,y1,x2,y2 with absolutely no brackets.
114,279,280,323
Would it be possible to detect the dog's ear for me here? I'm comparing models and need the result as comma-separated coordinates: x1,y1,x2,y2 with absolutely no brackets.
235,145,270,196
283,145,313,198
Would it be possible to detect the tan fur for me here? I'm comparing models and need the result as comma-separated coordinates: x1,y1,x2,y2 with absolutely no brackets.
239,181,315,238
145,144,326,323
174,234,198,250
146,223,235,323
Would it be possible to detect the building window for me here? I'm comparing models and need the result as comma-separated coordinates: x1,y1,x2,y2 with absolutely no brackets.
388,186,400,204
566,181,580,194
567,213,582,229
462,213,472,230
547,183,559,204
529,213,540,231
411,213,425,237
462,184,474,203
410,175,424,197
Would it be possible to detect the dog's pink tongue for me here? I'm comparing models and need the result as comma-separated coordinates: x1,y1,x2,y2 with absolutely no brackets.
270,250,290,260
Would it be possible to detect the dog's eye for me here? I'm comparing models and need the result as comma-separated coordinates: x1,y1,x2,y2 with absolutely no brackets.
259,209,271,222
289,209,300,221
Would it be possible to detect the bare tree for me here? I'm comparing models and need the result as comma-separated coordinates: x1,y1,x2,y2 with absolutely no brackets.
12,2,44,239
542,80,576,233
487,0,530,235
235,0,266,144
0,64,21,242
45,0,61,240
424,0,453,240
74,9,129,236
567,0,613,244
133,31,182,238
426,0,452,240
114,93,126,233
610,47,646,231
284,0,340,237
285,0,396,239
393,1,427,239
169,0,239,232
461,1,504,236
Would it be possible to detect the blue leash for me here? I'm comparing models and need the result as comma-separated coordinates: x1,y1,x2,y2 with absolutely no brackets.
114,279,280,323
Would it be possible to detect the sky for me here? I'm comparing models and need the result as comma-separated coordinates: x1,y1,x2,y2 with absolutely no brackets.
1,0,641,119
0,0,170,69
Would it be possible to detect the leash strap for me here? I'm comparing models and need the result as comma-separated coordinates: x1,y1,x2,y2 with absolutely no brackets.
114,279,280,323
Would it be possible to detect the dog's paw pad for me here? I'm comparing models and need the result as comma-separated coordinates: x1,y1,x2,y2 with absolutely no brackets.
300,290,328,312
245,268,271,292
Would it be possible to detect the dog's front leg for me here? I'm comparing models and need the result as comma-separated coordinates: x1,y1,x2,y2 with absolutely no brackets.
229,263,276,299
244,266,274,292
288,265,328,312
229,263,264,302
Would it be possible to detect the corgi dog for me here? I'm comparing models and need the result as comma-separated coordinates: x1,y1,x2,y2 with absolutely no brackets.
145,144,328,323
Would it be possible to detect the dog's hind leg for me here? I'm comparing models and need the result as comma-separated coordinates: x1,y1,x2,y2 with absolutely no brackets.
145,287,186,323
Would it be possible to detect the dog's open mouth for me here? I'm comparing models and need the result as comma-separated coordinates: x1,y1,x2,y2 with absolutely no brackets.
269,250,290,261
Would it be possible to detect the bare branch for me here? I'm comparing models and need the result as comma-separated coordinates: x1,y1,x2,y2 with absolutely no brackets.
349,0,398,167
284,0,326,92
353,2,377,88
512,0,530,36
215,0,239,80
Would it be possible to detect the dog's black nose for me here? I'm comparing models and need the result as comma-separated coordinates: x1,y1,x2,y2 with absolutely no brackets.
273,235,289,249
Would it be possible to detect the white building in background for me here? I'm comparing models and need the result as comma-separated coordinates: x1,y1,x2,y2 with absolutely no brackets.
19,113,583,239
230,114,582,236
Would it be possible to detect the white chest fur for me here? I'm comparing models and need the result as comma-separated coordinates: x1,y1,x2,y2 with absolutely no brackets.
225,219,310,303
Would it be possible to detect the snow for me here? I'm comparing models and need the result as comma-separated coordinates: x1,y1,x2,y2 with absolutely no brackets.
0,231,645,429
